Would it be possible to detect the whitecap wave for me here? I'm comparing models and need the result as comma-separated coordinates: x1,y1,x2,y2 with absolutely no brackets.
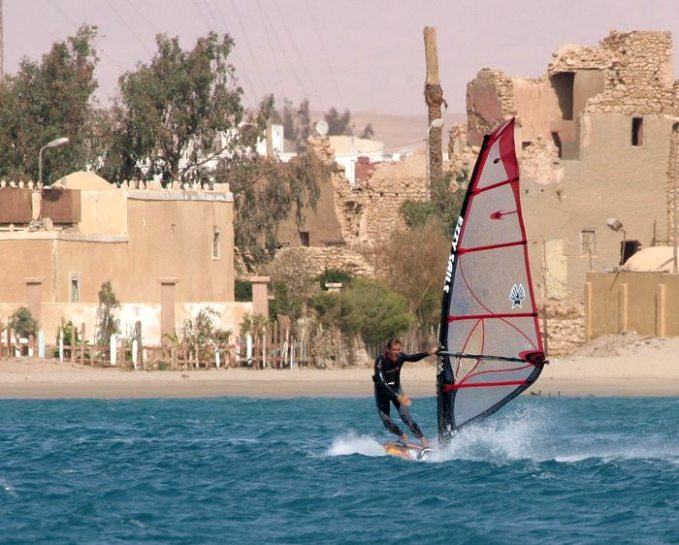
325,431,386,457
430,403,553,463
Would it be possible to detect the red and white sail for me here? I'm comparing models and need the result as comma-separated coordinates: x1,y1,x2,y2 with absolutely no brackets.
437,118,545,439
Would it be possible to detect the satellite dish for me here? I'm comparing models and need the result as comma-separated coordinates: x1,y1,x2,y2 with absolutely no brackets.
315,120,329,136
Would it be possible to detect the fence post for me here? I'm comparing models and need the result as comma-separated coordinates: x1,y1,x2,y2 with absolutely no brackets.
80,323,86,366
264,328,270,369
135,321,143,369
246,334,253,367
132,339,138,369
110,334,117,366
58,328,64,363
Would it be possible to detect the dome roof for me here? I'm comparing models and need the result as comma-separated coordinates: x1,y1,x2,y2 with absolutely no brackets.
624,246,678,272
53,171,113,190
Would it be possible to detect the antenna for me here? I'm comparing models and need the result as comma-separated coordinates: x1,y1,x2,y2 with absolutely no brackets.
315,120,328,136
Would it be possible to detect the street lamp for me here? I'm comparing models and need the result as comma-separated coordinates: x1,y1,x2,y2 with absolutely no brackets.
607,217,626,266
38,137,69,185
426,118,444,199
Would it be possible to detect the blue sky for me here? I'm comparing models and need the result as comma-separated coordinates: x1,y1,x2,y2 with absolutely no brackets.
4,0,679,114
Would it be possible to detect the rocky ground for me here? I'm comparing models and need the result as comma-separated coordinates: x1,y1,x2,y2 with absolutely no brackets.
543,300,586,356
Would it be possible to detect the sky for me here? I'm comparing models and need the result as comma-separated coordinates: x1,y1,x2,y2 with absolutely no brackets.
4,0,679,116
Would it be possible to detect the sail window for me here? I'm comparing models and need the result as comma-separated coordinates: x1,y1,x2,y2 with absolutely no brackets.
632,117,644,146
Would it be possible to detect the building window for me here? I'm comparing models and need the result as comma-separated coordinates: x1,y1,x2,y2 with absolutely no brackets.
580,229,597,257
299,231,310,247
632,117,644,146
212,226,221,260
69,273,81,303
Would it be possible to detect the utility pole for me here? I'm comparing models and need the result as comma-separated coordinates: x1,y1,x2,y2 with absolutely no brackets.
423,26,445,198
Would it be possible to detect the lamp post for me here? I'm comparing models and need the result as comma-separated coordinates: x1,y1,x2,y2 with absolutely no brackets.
38,137,69,185
607,217,627,266
426,118,444,200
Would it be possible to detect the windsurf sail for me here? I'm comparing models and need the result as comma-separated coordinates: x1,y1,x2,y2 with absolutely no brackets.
437,118,546,442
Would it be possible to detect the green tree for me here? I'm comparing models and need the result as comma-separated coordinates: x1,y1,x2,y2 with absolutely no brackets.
94,281,121,346
378,222,450,327
316,268,353,289
324,107,352,136
0,26,99,183
219,152,326,269
272,98,311,153
9,307,38,339
310,278,413,345
263,249,318,320
182,307,231,365
273,100,373,151
100,31,273,185
399,169,468,232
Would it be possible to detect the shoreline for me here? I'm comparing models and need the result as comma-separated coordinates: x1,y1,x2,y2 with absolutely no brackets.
1,335,678,399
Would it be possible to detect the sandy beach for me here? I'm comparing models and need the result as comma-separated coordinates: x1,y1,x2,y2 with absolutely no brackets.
1,334,678,399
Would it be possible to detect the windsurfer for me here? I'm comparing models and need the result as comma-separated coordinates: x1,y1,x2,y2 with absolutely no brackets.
373,338,439,447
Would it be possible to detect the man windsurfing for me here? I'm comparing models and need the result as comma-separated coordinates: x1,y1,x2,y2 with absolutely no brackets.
373,338,439,447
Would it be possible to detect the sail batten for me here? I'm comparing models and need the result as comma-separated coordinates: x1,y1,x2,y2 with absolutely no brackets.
458,239,527,255
437,118,546,441
447,312,538,322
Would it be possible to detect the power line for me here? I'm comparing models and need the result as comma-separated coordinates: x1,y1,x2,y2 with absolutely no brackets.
104,0,153,57
123,0,160,35
208,0,262,106
44,0,127,74
255,0,287,102
228,0,268,98
258,3,308,101
272,0,324,111
305,0,345,108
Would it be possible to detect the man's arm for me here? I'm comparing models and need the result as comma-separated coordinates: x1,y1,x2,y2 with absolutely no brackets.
401,347,439,363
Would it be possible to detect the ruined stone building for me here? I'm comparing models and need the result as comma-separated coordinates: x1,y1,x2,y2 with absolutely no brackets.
0,171,260,345
455,30,679,302
270,136,431,278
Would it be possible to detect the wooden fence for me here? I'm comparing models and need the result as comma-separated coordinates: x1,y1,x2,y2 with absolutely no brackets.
1,321,438,370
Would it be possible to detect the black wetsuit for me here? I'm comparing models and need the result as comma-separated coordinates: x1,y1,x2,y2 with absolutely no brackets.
373,351,429,440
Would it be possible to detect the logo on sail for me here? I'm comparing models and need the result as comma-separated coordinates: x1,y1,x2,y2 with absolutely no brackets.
443,216,464,294
509,283,526,308
490,209,517,220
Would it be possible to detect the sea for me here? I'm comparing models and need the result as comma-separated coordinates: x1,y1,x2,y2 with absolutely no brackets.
0,396,677,545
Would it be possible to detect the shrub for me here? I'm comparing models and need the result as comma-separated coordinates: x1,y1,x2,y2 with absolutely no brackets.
9,307,38,339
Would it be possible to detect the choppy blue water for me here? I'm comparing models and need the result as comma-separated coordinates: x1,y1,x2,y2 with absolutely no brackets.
0,396,677,545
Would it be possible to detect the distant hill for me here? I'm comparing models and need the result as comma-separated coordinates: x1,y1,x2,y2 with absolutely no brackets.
335,111,466,153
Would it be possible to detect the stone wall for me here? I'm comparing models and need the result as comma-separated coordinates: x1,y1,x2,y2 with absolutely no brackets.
668,122,679,243
332,152,428,249
466,69,515,146
583,31,675,114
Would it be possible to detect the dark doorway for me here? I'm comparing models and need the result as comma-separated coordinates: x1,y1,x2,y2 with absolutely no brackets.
632,117,644,147
551,72,575,120
621,240,641,264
